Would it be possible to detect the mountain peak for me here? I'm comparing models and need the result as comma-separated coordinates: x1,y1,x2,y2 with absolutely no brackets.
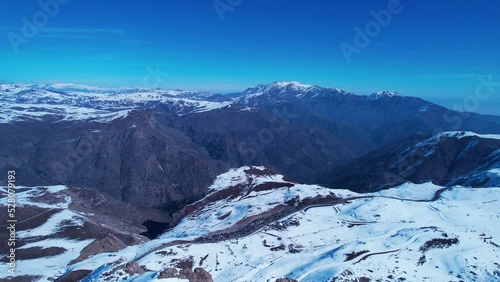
437,131,500,140
369,90,401,98
270,81,313,88
254,81,315,92
240,81,317,96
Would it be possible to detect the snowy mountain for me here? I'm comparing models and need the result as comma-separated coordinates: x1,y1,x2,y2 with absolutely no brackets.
368,90,401,99
232,81,353,105
0,83,231,123
2,81,499,143
0,81,427,124
319,131,500,191
1,81,499,207
230,82,500,147
9,167,498,282
0,185,170,281
1,81,499,281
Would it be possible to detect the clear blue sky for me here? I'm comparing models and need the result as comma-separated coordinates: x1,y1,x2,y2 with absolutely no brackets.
1,0,499,114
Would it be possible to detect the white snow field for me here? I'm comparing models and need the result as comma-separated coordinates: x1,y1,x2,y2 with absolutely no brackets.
0,186,94,280
130,187,500,282
1,168,499,281
0,83,231,123
50,167,500,282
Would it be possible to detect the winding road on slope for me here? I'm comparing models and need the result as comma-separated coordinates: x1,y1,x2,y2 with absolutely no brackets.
59,187,452,280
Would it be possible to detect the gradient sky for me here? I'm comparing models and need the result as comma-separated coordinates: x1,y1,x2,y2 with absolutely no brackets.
1,0,499,114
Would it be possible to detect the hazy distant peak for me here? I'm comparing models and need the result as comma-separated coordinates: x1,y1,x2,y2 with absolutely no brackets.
369,90,401,98
270,81,313,88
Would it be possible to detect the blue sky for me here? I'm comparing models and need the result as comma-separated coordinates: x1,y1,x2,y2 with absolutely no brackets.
1,0,499,114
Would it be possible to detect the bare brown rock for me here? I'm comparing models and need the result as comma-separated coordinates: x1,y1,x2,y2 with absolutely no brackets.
178,268,194,280
124,261,145,275
158,268,179,278
73,233,127,263
158,267,213,282
193,267,214,282
276,278,298,282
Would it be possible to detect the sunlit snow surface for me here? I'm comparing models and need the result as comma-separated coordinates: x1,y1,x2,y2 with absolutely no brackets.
0,83,231,123
58,167,500,282
158,166,351,239
130,186,500,282
0,186,94,281
1,170,499,281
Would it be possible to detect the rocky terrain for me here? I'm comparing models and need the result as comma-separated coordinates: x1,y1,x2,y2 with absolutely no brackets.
0,81,499,281
0,185,170,281
1,81,499,211
319,131,500,192
3,167,496,281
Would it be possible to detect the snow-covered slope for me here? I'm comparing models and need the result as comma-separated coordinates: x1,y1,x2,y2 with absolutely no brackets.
393,131,500,187
0,83,231,123
0,186,92,280
438,131,500,140
233,81,354,105
136,186,499,282
320,130,500,192
448,148,500,187
52,167,500,282
121,186,500,282
0,185,169,282
368,90,401,99
231,81,414,105
160,166,352,240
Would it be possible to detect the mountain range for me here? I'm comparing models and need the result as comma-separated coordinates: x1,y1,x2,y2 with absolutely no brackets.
1,81,499,208
0,81,499,281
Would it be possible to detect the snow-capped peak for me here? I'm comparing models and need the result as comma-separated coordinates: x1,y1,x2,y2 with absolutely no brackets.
0,82,231,123
42,83,114,92
437,131,500,140
369,90,401,98
244,81,315,93
235,81,355,104
271,81,313,88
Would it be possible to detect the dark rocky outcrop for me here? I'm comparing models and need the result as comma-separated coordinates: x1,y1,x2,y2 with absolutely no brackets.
158,263,213,282
276,278,298,282
73,233,127,263
124,261,145,275
0,110,228,210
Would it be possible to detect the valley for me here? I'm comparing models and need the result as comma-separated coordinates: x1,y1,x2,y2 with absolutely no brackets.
0,82,499,282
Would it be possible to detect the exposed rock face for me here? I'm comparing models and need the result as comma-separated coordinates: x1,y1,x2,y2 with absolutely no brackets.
66,186,172,230
158,268,179,278
319,132,500,192
234,82,500,147
74,233,127,263
192,267,214,282
53,270,92,282
0,110,229,210
276,278,298,282
0,106,367,210
170,105,372,183
158,266,213,281
124,261,144,275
